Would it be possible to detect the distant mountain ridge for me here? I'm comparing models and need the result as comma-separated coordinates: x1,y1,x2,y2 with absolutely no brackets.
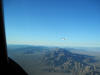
7,45,100,75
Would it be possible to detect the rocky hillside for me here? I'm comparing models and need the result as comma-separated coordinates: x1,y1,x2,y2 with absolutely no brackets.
42,48,100,75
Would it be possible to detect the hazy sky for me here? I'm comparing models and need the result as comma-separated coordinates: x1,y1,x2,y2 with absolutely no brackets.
3,0,100,47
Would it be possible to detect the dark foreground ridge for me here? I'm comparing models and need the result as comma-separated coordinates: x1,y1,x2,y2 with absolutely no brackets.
0,58,28,75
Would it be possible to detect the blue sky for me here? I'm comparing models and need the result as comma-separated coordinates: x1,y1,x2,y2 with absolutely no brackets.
3,0,100,47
